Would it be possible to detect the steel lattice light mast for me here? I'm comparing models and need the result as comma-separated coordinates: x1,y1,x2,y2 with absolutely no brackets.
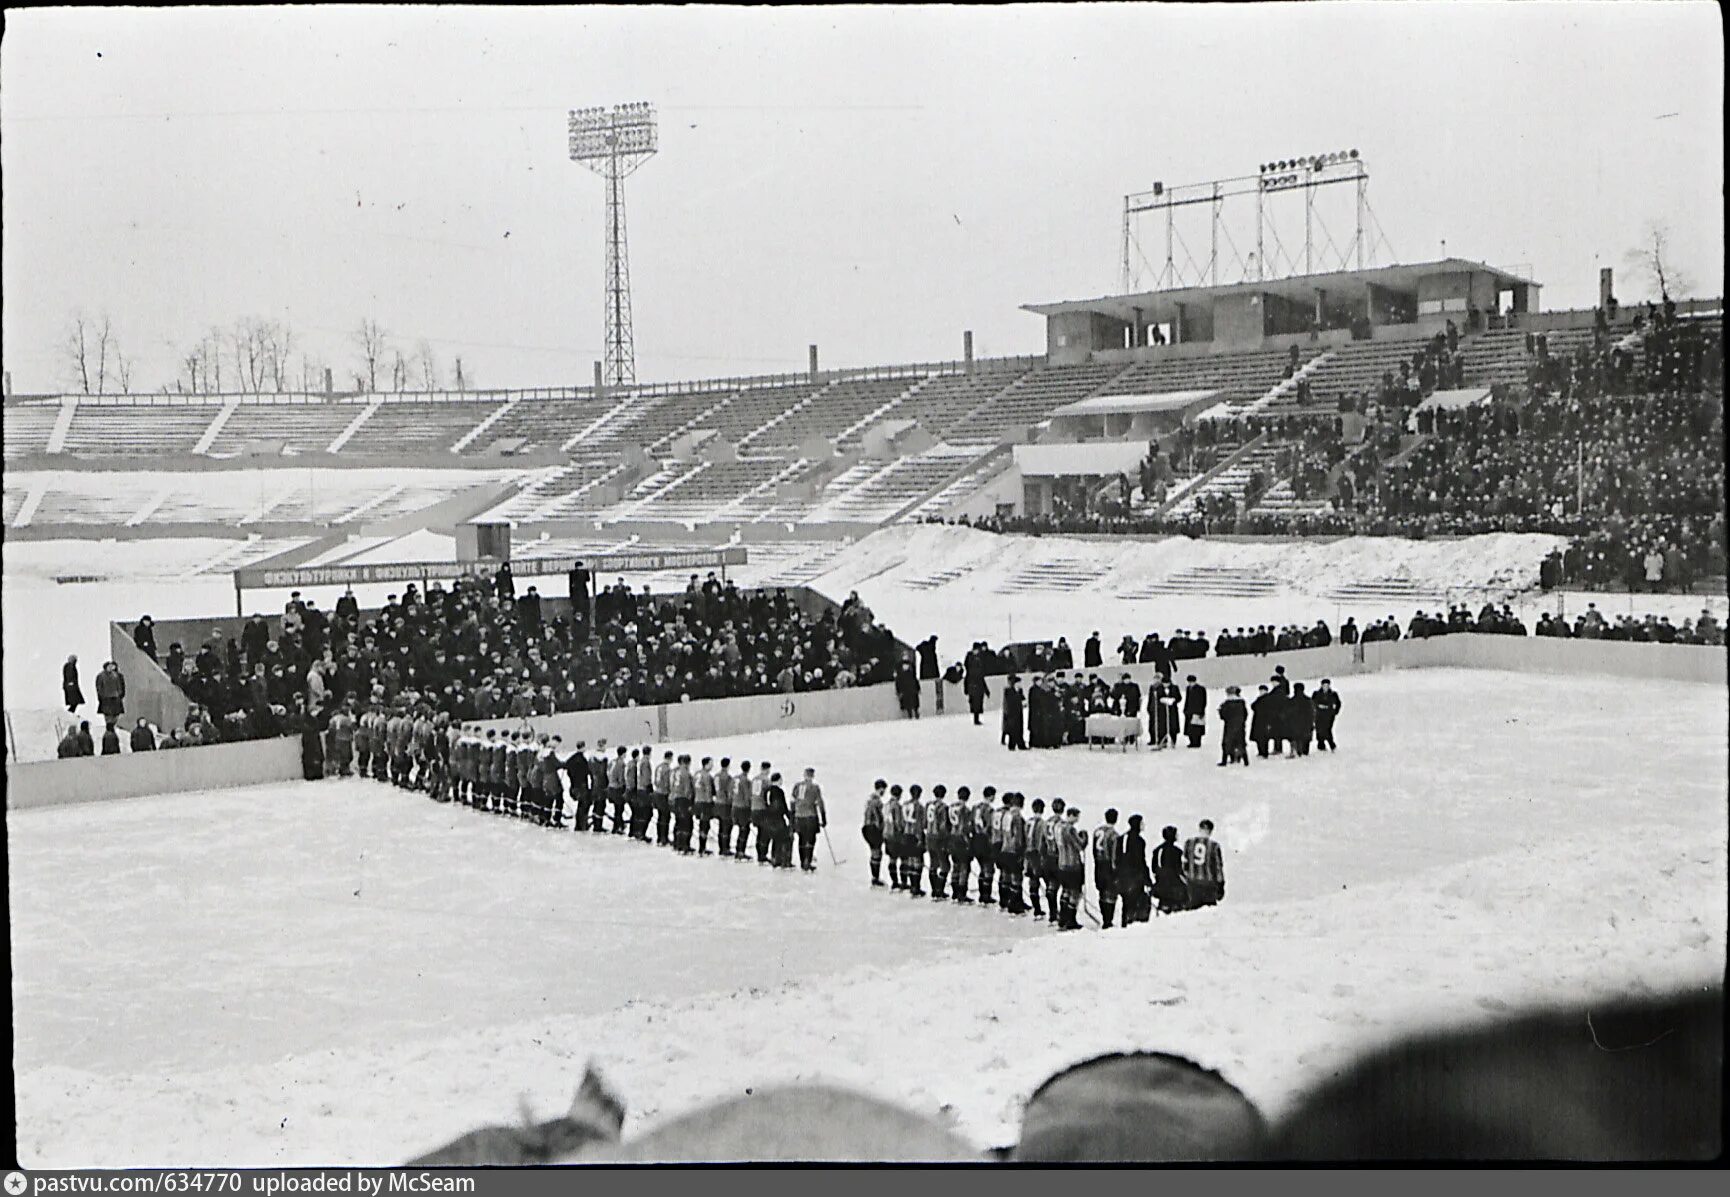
569,102,658,389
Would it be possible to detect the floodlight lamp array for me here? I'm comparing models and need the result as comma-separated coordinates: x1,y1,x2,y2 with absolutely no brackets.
1256,149,1360,190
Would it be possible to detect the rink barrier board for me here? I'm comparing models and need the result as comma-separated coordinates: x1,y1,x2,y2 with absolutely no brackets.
9,638,1721,810
6,735,302,811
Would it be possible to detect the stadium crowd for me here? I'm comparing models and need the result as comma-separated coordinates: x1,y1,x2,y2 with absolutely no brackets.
102,567,901,748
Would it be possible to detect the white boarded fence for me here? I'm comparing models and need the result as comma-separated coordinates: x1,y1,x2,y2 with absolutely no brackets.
7,638,1722,811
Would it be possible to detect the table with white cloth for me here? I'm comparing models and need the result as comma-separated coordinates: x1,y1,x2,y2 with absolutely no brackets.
1085,713,1141,750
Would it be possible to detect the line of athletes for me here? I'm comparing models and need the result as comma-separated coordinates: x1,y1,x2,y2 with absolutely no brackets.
861,780,1226,930
352,716,831,873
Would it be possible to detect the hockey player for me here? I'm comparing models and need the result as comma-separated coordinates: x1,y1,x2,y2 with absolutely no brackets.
903,784,927,896
1042,798,1068,924
1312,679,1342,751
997,793,1028,914
949,785,974,902
975,786,999,906
653,750,675,846
587,740,610,831
1152,824,1187,914
1092,808,1122,928
1183,676,1208,749
1025,798,1048,918
791,767,826,872
671,754,696,854
732,760,755,860
502,732,523,814
862,779,887,887
327,703,356,778
1182,820,1225,909
1219,686,1250,766
884,784,906,890
751,760,773,864
632,746,656,840
926,784,951,899
608,746,629,834
715,757,736,856
694,757,717,854
1057,806,1086,930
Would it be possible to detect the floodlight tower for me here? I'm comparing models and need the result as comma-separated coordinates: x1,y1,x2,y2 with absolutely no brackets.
569,102,659,389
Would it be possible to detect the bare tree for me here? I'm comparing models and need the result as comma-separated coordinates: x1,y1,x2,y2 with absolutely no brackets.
1625,221,1695,302
64,312,93,395
390,348,410,392
92,314,115,395
416,340,439,390
354,319,387,393
64,312,125,394
453,355,468,393
115,345,134,393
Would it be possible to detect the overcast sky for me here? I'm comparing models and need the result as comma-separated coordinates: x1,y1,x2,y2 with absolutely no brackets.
2,3,1722,393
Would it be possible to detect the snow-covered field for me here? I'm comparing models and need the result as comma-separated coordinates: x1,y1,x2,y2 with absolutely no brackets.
10,668,1726,1165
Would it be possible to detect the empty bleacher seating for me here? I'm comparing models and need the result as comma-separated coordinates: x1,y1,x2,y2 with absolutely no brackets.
805,444,984,523
752,377,915,450
1099,347,1316,412
850,368,1027,445
3,404,59,460
60,404,222,456
695,382,824,445
949,362,1130,442
340,401,493,455
206,402,362,456
474,398,618,456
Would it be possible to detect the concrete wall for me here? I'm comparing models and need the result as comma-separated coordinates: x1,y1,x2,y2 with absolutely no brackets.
6,736,301,811
469,682,903,747
1213,293,1266,349
108,622,192,734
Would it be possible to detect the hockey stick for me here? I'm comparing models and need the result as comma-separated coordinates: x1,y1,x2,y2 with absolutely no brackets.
820,823,844,866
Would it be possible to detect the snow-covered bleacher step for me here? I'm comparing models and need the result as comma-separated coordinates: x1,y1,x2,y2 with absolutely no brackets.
993,559,1109,595
899,566,973,591
755,541,853,587
1320,578,1451,605
1119,565,1279,598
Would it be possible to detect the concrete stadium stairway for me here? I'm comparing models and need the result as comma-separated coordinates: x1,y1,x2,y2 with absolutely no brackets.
1163,442,1287,516
1117,566,1279,599
898,565,975,591
1319,578,1451,607
992,559,1109,595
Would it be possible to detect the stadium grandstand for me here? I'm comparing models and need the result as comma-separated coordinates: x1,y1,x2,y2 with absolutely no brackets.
4,258,1723,589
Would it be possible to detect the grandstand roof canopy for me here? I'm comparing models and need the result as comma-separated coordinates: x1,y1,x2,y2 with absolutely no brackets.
1013,441,1147,478
1049,389,1218,418
1022,258,1539,323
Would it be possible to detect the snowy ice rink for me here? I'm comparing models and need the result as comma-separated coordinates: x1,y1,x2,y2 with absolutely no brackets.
10,666,1726,1165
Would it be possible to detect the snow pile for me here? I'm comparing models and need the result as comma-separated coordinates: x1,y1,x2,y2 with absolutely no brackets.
815,523,1568,597
13,828,1721,1167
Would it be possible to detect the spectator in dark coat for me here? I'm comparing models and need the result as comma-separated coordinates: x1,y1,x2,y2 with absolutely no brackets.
63,655,85,713
132,616,158,662
895,663,921,719
1083,632,1103,669
1117,814,1152,924
495,562,515,602
95,662,127,724
1249,684,1274,758
917,636,940,681
75,721,96,756
100,723,123,755
1002,675,1026,750
129,719,157,752
1151,825,1188,915
1286,683,1316,757
56,725,83,758
1182,676,1208,748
